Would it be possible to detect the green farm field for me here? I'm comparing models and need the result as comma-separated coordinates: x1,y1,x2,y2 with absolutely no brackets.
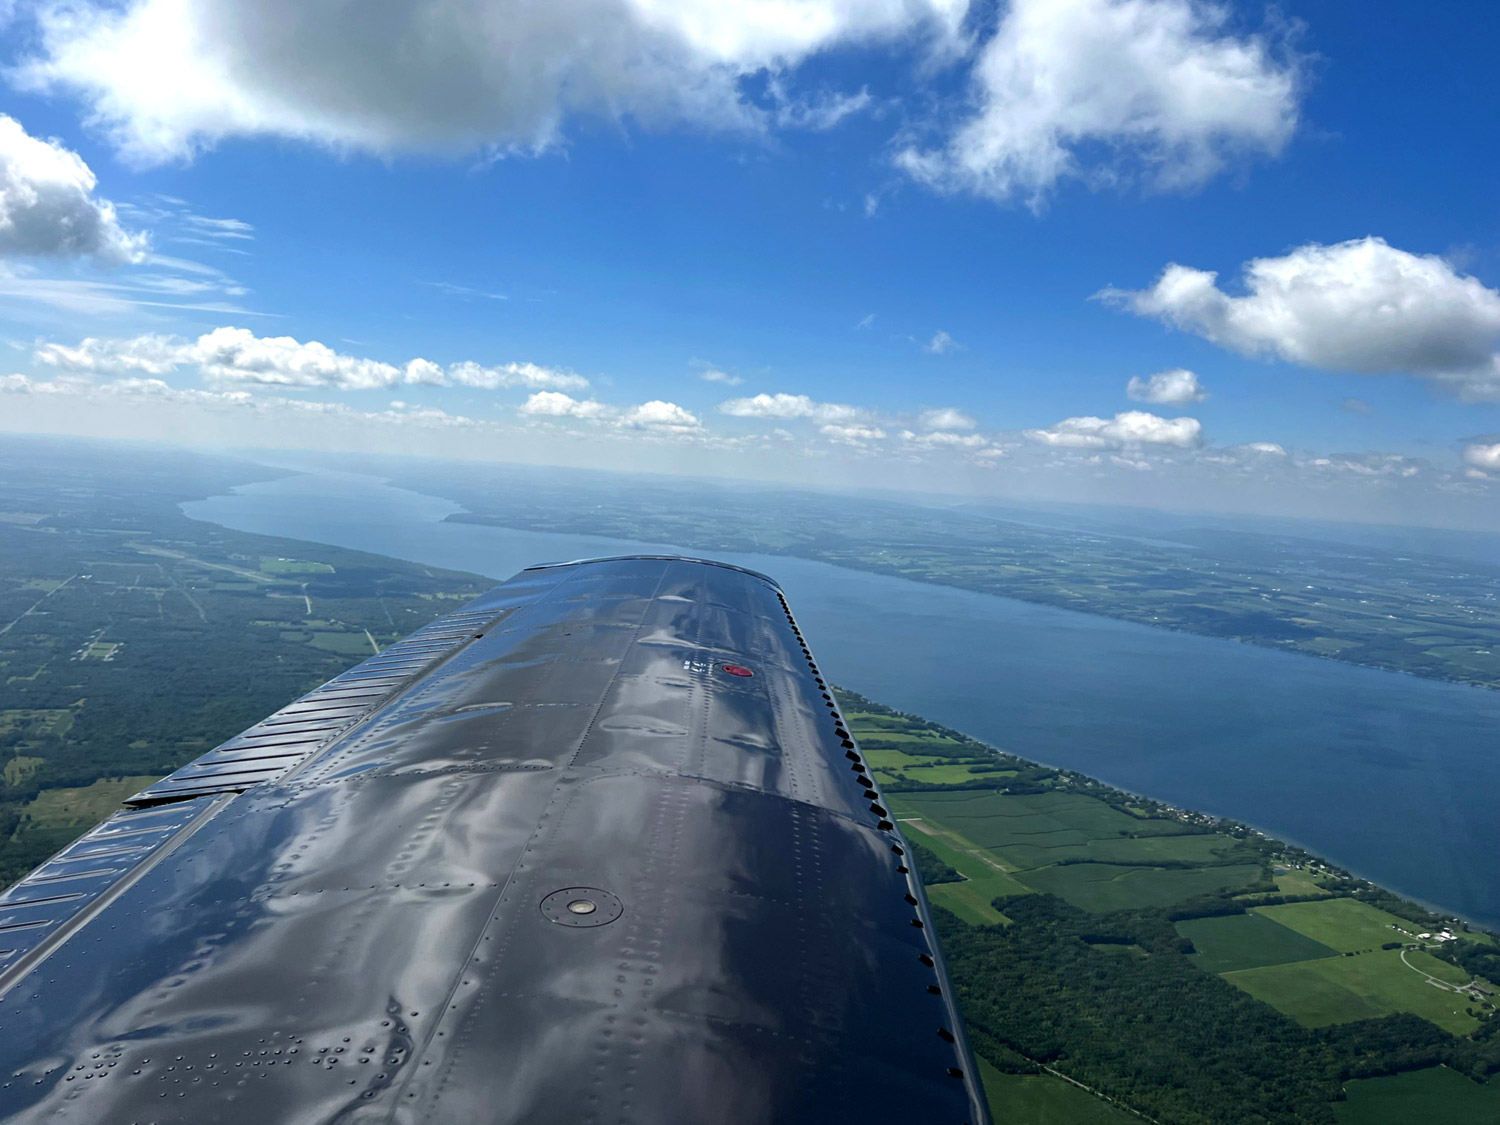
896,807,1028,925
1272,869,1326,896
896,813,1014,874
1223,948,1481,1035
865,747,1015,786
1177,911,1339,973
994,828,1240,870
1255,897,1419,952
1022,861,1266,913
2,756,43,787
310,631,379,655
842,711,968,741
978,1060,1136,1124
928,877,1022,926
898,789,1171,851
0,708,74,739
1335,1066,1500,1124
856,728,964,745
17,776,164,829
893,788,1264,912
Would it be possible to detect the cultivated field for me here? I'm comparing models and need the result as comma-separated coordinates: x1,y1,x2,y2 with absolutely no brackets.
892,788,1266,912
1023,861,1266,913
1223,949,1481,1035
894,804,1027,925
1177,911,1339,973
20,776,165,828
1255,897,1422,953
864,746,1015,786
1335,1065,1500,1124
978,1060,1135,1124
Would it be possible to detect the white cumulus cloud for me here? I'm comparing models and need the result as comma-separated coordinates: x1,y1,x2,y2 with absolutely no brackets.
820,422,886,445
1126,367,1205,405
14,0,968,165
0,372,89,395
0,114,146,263
919,406,976,430
1464,442,1500,472
519,391,699,431
719,392,869,423
191,327,412,389
35,333,181,375
623,399,700,430
445,360,588,392
897,0,1300,207
34,328,588,392
2,370,492,428
519,391,608,419
901,429,987,449
1026,409,1202,448
1106,237,1500,400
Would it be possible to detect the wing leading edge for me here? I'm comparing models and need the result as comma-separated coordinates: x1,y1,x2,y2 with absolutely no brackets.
0,555,989,1124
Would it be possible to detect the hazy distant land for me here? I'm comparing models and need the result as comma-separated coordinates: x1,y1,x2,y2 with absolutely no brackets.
2,439,1498,1123
372,461,1500,693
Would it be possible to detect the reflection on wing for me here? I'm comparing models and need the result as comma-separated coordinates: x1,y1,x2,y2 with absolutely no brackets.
0,556,987,1124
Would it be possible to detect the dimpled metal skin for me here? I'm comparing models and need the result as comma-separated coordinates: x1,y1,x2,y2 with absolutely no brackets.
0,556,988,1124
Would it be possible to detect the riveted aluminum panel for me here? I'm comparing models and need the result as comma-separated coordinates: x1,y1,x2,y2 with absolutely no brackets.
0,556,987,1124
0,798,221,976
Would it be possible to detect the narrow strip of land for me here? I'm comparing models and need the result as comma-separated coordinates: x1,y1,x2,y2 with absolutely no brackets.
899,816,1020,875
0,576,76,637
131,544,274,585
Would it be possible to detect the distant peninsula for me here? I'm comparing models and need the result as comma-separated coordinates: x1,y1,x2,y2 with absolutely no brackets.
391,462,1500,693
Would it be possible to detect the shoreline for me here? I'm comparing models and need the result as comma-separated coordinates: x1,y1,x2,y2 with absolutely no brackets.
180,468,1500,932
445,509,1500,694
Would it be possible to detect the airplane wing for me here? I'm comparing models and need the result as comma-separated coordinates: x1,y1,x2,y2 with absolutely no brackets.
0,556,988,1124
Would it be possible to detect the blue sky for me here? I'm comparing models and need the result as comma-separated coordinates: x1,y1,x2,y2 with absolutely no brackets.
1,0,1498,527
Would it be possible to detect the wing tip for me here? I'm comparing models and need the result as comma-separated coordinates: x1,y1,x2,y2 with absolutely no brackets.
522,554,783,590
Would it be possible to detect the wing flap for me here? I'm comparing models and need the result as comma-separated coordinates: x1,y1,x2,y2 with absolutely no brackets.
122,607,501,807
0,797,222,978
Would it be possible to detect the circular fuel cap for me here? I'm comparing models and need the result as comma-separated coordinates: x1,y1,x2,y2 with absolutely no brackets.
540,887,624,928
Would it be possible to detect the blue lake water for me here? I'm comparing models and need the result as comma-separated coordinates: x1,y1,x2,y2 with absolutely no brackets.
184,471,1500,929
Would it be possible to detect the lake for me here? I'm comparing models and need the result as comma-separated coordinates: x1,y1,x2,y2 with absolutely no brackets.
185,471,1500,930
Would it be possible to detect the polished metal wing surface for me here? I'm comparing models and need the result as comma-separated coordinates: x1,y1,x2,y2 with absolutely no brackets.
0,556,989,1124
